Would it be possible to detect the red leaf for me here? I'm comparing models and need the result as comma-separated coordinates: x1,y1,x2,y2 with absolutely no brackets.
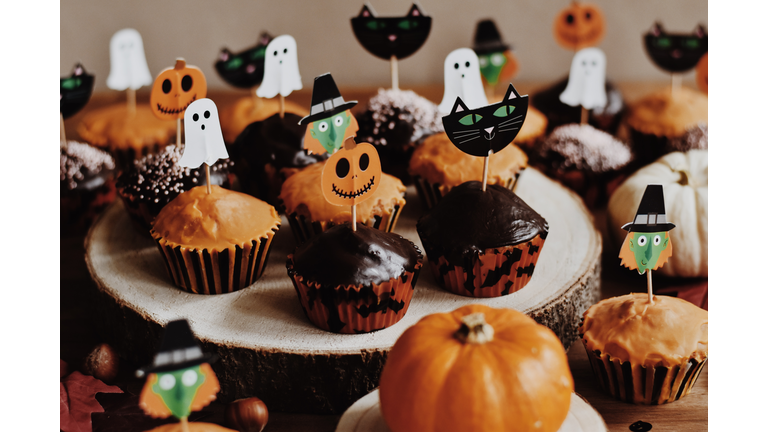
61,368,123,432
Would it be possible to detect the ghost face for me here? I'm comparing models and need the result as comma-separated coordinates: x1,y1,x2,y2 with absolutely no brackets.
306,111,358,155
106,28,153,91
257,35,303,99
559,47,607,110
180,98,229,168
438,48,488,114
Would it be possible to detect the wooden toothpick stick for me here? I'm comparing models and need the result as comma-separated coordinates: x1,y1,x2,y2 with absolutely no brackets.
205,164,212,194
352,204,357,232
60,113,67,147
279,95,285,119
176,119,182,147
127,88,137,116
180,416,190,432
390,55,399,90
481,150,491,192
647,269,654,304
580,106,588,125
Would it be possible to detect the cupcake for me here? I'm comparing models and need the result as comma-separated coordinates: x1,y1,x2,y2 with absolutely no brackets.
417,181,548,298
219,97,308,144
667,123,707,153
530,77,625,134
355,89,443,183
625,86,707,166
287,223,422,334
279,160,406,244
579,293,708,404
530,123,632,208
150,185,280,294
409,132,528,210
60,141,117,232
512,106,548,149
116,144,234,234
229,113,327,205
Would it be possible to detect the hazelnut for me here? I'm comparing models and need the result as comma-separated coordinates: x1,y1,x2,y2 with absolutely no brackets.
83,343,119,383
226,397,269,432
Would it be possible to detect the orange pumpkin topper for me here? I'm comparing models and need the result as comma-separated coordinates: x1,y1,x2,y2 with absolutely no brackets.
321,139,381,207
696,52,708,94
553,2,606,51
150,58,207,120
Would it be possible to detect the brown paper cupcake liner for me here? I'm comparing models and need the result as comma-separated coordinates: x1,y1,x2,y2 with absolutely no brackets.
581,339,707,405
286,256,422,334
152,227,278,294
412,170,523,211
427,234,545,298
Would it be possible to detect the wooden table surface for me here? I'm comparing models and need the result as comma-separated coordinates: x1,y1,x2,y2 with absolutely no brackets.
61,82,707,432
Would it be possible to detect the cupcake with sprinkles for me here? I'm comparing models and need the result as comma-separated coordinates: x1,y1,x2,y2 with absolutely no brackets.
60,141,117,232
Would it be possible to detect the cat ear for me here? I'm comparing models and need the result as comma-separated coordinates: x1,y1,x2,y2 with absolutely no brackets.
650,22,664,36
408,3,423,17
503,83,522,101
450,97,469,115
218,48,232,61
359,4,376,18
258,32,272,46
693,24,706,38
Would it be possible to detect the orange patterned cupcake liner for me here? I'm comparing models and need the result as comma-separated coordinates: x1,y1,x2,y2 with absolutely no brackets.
412,170,523,211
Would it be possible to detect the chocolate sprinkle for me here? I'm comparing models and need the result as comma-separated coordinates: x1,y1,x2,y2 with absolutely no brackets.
537,124,631,173
356,88,443,147
60,141,115,190
668,123,707,152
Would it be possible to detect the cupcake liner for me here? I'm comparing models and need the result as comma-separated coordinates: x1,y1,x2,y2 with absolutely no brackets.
412,170,523,211
60,181,117,234
426,233,546,298
286,256,422,334
581,339,707,405
152,227,279,294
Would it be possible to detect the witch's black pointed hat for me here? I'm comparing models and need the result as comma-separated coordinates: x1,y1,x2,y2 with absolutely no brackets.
621,184,676,233
473,19,509,55
299,73,357,125
136,319,217,377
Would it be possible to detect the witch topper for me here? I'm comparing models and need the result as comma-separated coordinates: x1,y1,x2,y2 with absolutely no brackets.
299,73,359,155
257,34,302,99
473,19,519,89
559,47,607,111
107,28,153,91
438,48,488,114
619,184,675,275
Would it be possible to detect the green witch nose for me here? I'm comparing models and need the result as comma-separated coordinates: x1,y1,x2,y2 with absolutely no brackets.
329,123,337,141
645,243,653,261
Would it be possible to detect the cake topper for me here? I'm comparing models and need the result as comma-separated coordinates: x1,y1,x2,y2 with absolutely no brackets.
299,73,359,155
473,19,519,99
321,138,382,231
441,83,529,191
150,59,208,147
696,53,708,95
180,99,229,194
351,3,432,90
60,63,94,145
618,184,675,304
257,34,302,118
644,23,707,98
553,2,606,51
137,319,222,432
438,48,488,114
107,29,153,116
215,32,272,90
559,47,607,123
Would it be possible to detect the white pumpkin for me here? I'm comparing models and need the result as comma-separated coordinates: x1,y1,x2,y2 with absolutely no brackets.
607,150,707,278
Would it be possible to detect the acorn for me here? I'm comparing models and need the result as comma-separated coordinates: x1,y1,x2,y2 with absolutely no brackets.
82,343,119,383
226,397,269,432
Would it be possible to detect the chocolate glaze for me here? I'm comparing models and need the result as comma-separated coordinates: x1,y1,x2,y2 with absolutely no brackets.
290,223,421,287
531,77,625,134
417,181,548,266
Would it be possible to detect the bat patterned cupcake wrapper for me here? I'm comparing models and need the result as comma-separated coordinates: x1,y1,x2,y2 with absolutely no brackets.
412,170,522,211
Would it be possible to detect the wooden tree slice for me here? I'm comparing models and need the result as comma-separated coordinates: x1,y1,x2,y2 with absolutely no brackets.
335,390,608,432
85,168,600,414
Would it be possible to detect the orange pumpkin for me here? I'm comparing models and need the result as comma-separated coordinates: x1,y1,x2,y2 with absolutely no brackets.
150,58,207,120
553,3,606,51
379,304,573,432
696,52,708,94
321,139,381,207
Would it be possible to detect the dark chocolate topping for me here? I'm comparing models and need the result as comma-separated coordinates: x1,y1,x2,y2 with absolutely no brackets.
355,89,443,149
531,77,625,134
417,181,548,265
536,124,631,173
232,113,325,168
60,141,115,191
668,123,708,152
291,223,421,287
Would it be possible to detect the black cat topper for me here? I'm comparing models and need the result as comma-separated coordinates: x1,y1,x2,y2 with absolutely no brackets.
60,63,94,119
442,83,529,157
644,23,707,73
351,3,432,60
214,32,273,89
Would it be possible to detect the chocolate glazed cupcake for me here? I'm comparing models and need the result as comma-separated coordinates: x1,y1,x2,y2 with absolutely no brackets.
60,141,117,232
417,182,548,298
229,112,327,206
531,77,625,134
287,223,422,334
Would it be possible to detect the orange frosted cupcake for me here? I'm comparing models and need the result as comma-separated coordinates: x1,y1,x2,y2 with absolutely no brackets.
513,106,548,149
150,185,280,294
409,132,527,210
579,293,708,404
279,160,406,244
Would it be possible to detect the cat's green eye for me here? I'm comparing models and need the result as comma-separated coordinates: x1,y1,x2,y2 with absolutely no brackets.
250,48,265,60
459,114,482,125
366,21,385,30
684,38,700,49
225,57,243,70
398,20,410,30
654,37,671,48
61,78,81,89
493,105,515,117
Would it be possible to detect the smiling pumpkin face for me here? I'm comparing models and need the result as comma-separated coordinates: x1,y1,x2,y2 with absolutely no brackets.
150,59,207,120
321,140,381,207
553,3,605,51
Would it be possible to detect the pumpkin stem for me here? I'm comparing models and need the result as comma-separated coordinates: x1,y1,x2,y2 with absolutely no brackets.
674,167,694,187
455,313,494,345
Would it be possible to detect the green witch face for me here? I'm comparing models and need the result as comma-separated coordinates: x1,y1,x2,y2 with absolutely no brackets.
620,231,673,275
307,111,356,154
478,52,508,86
151,365,206,418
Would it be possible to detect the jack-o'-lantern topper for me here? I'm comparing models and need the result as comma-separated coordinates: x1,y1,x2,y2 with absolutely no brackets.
696,53,708,95
60,63,94,146
137,319,220,429
618,184,675,304
151,59,208,148
553,2,606,51
643,23,707,99
472,19,519,98
351,3,432,90
300,73,359,156
321,138,382,231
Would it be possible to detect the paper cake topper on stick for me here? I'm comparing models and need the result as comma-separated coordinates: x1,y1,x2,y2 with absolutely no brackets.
137,319,220,428
473,19,519,90
644,23,707,99
180,98,229,174
60,62,94,145
299,73,359,155
553,2,606,51
618,184,675,304
438,48,488,114
351,3,432,89
257,35,302,99
215,32,273,89
559,47,607,121
107,29,153,91
150,59,208,121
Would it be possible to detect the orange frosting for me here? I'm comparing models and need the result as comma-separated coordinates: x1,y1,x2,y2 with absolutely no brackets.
219,96,308,143
279,161,406,224
516,106,548,145
580,293,708,368
77,103,177,151
151,185,280,252
626,87,708,138
408,132,527,192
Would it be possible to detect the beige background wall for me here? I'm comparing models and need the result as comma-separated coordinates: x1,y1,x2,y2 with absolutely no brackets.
61,0,707,91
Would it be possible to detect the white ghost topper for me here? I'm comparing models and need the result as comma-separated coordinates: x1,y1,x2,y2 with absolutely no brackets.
559,47,607,110
256,35,303,99
179,99,229,168
438,48,488,114
106,28,153,91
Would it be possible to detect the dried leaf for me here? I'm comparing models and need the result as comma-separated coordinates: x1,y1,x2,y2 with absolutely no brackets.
61,367,123,432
